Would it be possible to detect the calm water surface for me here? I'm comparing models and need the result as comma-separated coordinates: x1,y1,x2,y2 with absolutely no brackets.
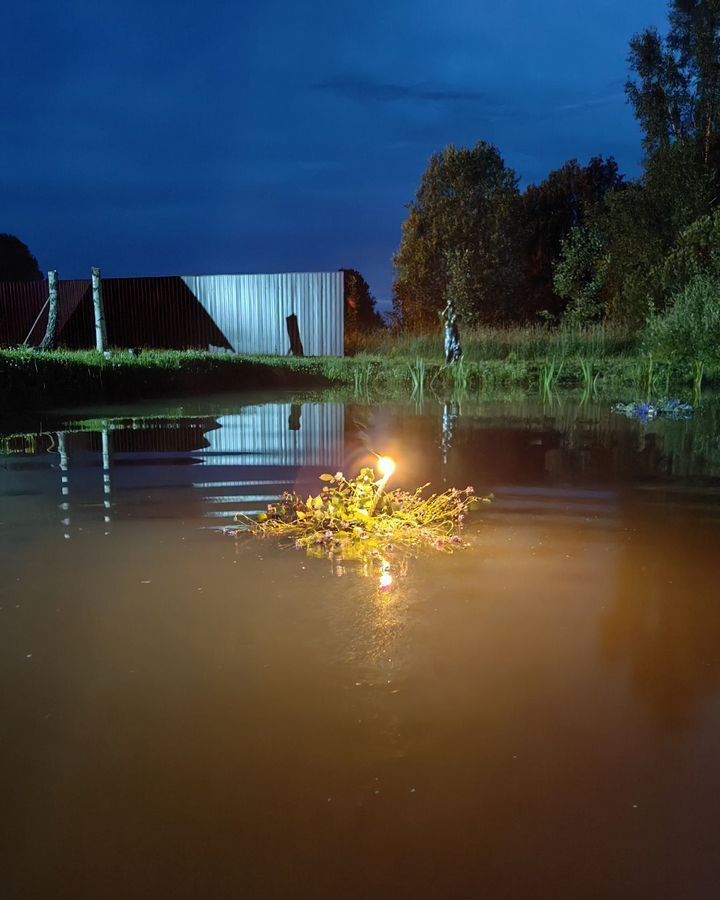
2,393,720,899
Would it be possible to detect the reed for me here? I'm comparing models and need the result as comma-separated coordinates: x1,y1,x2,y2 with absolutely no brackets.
539,357,565,395
353,361,372,399
408,357,426,399
693,359,705,403
447,358,470,397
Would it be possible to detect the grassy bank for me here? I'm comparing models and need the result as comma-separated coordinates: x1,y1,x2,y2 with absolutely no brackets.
0,348,348,414
1,330,717,415
349,323,640,361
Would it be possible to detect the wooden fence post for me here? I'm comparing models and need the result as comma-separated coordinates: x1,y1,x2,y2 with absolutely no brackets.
91,267,108,352
39,270,59,350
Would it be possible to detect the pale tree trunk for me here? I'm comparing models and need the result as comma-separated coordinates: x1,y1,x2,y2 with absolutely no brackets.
92,267,108,352
39,270,59,350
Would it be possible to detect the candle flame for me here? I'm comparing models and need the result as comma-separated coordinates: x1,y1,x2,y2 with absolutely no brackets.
377,456,396,478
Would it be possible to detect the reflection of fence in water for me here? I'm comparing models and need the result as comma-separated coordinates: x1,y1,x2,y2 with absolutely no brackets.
0,403,346,534
192,403,345,524
196,403,344,468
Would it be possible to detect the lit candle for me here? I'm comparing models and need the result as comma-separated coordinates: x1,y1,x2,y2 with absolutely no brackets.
370,456,396,515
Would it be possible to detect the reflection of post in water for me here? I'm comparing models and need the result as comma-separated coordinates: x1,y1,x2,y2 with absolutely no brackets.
287,403,302,462
57,431,70,540
102,428,112,529
288,404,302,432
440,401,460,472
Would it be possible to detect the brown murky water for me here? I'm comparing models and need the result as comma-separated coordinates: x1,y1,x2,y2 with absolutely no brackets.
1,394,719,899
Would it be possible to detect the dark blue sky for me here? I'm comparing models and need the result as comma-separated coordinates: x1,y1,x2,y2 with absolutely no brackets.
1,0,667,311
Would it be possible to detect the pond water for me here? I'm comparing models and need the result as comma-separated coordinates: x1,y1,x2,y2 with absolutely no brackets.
2,392,720,899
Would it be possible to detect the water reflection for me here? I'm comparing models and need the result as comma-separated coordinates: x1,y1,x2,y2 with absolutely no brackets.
0,402,345,533
440,400,459,468
601,511,720,727
3,393,720,900
3,394,720,529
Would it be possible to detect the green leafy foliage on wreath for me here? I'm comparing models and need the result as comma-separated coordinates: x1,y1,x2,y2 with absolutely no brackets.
235,466,488,561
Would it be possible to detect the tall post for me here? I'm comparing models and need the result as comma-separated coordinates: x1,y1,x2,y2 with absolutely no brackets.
91,267,108,352
39,270,59,350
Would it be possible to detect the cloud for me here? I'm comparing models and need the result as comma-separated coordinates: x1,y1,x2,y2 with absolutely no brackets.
554,93,625,114
313,75,491,104
315,74,627,129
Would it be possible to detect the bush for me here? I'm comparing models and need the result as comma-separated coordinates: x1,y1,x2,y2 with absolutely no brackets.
644,275,720,364
652,210,720,307
553,224,610,325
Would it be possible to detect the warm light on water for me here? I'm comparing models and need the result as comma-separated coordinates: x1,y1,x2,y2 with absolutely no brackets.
1,393,720,899
379,571,393,588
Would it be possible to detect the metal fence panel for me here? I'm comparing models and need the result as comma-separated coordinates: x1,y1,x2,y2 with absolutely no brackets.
181,272,344,356
1,272,344,355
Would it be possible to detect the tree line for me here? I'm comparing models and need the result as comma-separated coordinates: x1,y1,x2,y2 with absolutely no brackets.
393,0,720,336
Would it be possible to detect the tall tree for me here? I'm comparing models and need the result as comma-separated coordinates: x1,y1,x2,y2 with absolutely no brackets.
342,269,384,332
554,141,714,325
522,157,624,319
626,0,720,164
393,142,522,327
342,268,384,354
0,234,42,281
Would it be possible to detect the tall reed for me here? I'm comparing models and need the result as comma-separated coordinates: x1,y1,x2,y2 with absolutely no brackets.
408,357,426,399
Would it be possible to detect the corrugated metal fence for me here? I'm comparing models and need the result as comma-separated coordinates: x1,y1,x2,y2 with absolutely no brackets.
0,280,91,346
183,273,343,356
0,271,344,356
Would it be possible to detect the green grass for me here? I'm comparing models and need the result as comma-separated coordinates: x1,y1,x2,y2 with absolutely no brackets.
1,331,718,415
352,323,639,362
0,348,348,414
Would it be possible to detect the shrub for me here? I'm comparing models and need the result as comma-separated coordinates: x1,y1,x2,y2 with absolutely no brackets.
644,275,720,364
652,210,720,308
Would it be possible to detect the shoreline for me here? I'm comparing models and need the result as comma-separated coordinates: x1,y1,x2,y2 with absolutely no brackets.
1,348,714,416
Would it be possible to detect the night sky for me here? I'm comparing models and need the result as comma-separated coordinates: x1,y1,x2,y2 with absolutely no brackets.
2,0,668,311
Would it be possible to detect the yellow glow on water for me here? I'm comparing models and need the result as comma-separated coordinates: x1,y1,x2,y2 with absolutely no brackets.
379,571,393,589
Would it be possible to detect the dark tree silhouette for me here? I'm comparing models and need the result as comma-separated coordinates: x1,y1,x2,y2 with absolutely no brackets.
0,233,43,281
342,268,384,334
521,157,625,318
